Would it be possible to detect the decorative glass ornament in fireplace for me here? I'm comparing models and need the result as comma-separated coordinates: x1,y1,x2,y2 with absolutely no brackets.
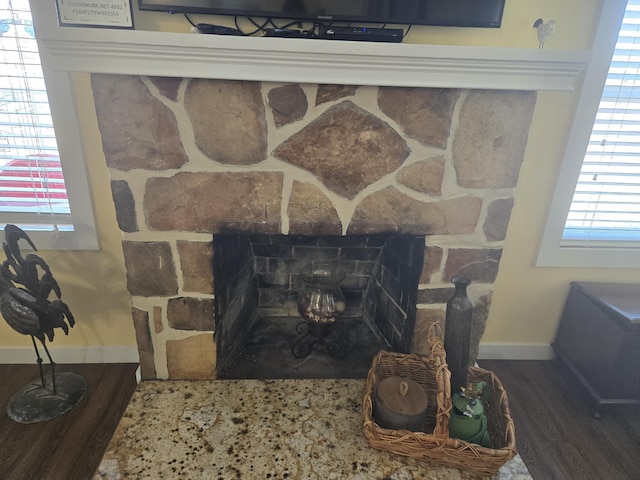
293,263,346,359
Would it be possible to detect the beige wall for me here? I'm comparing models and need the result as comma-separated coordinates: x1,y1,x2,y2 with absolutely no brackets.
6,0,635,355
132,0,600,49
0,74,134,349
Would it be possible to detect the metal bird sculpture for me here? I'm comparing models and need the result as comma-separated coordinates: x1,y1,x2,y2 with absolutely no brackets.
0,224,75,395
533,18,556,49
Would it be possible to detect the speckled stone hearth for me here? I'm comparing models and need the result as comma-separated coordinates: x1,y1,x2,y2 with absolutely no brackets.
94,379,531,480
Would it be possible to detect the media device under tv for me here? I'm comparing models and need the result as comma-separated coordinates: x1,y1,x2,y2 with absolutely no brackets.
138,0,506,29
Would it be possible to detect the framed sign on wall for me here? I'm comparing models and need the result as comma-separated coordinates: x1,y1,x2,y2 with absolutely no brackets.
55,0,134,29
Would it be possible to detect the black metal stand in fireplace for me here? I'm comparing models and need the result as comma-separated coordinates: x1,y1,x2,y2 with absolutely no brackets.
291,321,346,359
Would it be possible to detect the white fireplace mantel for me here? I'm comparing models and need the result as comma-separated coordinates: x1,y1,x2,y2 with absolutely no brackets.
32,2,591,92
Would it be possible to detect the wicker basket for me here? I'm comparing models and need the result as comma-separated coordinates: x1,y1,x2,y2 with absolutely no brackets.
362,323,517,477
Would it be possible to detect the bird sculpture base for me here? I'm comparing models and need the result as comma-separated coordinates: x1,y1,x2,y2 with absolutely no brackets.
7,372,88,424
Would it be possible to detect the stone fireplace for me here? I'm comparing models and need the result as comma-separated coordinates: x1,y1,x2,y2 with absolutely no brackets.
91,74,536,380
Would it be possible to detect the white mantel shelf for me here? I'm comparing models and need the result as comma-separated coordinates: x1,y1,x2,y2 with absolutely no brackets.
36,25,591,91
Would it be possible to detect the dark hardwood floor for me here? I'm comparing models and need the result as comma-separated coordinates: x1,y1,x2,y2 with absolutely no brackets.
1,360,638,480
0,363,138,480
481,359,640,480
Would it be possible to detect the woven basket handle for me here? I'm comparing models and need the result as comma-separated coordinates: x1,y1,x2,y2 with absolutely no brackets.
427,321,446,360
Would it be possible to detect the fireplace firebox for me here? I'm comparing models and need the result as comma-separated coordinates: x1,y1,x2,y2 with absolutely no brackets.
213,234,425,379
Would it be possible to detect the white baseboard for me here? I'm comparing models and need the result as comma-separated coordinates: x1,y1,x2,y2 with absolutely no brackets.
0,346,140,364
478,343,555,360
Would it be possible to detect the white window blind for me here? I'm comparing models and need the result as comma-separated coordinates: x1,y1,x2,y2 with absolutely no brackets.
563,0,640,246
0,0,71,229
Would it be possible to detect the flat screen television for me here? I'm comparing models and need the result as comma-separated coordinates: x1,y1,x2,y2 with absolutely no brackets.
138,0,506,28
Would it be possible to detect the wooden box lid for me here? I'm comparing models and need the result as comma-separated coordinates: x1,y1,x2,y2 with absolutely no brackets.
572,282,640,327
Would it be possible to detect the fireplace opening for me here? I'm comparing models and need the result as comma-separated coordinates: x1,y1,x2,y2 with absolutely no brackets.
213,234,425,379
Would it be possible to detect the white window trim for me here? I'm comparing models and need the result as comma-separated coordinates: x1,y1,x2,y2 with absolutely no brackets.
0,6,99,251
536,0,640,268
40,69,99,250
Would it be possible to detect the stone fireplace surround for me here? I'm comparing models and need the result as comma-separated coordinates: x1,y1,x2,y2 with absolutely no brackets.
90,73,537,380
28,0,589,374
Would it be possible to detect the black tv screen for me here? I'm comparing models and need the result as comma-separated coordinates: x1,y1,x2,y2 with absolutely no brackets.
138,0,506,28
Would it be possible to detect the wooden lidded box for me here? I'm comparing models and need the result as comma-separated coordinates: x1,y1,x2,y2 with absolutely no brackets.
553,282,640,413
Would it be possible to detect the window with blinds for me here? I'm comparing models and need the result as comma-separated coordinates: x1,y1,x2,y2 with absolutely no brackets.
0,0,71,233
563,0,640,245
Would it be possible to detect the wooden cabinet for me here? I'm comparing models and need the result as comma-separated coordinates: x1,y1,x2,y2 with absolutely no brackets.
553,282,640,415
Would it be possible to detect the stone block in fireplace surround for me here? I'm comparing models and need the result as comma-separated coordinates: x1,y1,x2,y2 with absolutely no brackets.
91,74,536,380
